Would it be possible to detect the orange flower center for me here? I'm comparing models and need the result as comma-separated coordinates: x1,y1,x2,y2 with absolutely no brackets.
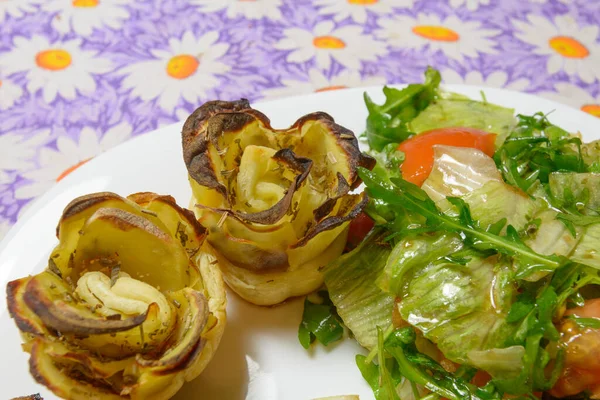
549,36,589,59
412,25,460,42
347,0,378,4
0,80,3,88
581,104,600,118
315,85,347,92
72,0,99,7
35,49,72,71
166,54,200,79
56,158,91,182
313,36,346,49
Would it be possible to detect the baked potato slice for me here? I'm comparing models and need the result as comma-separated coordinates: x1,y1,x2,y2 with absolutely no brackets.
182,99,374,305
6,192,226,400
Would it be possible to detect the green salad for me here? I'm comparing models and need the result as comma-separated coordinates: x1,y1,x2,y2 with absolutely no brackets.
299,68,600,400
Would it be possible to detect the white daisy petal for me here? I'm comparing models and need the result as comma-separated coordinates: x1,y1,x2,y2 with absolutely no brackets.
190,0,283,21
287,47,315,63
576,62,595,84
539,82,599,117
274,38,301,50
101,121,132,149
375,13,498,61
0,79,24,110
513,13,600,82
1,35,111,103
121,31,229,111
42,0,128,37
441,69,464,84
314,20,335,36
262,68,386,100
547,54,563,74
78,127,101,160
203,43,229,61
42,82,59,103
196,30,219,51
315,51,333,69
308,69,329,88
277,22,385,68
442,68,529,92
506,78,530,92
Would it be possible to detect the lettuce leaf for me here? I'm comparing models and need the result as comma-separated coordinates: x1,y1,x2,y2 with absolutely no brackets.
323,229,395,349
549,172,600,215
525,209,581,261
572,223,600,270
379,232,464,296
467,346,525,379
408,96,516,146
422,146,538,232
581,139,600,170
398,256,517,365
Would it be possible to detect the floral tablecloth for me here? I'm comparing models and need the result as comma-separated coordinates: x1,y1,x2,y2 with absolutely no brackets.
0,0,599,240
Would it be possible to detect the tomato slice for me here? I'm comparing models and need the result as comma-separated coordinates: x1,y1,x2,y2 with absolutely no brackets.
397,127,497,187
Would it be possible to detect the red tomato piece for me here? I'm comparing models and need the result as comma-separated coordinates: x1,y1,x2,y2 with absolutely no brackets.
397,127,497,187
346,212,375,251
551,299,600,398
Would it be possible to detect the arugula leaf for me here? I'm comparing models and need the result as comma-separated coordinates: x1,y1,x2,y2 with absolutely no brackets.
494,113,590,193
298,291,344,349
356,326,402,400
548,173,600,234
491,286,563,395
359,167,563,278
364,67,441,151
356,355,400,400
507,292,536,323
385,328,498,400
377,327,402,400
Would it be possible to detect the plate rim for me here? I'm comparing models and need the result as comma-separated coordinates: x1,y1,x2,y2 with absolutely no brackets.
2,83,597,250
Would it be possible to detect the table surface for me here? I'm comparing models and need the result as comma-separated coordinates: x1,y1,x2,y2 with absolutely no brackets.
1,0,599,240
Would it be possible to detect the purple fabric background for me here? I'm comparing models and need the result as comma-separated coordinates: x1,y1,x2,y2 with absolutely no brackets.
1,0,599,240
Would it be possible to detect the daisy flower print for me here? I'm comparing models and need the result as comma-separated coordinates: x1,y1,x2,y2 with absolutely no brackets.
190,0,283,21
43,0,130,37
541,82,600,118
314,0,409,24
275,21,387,69
441,68,530,91
262,69,386,99
376,13,500,62
0,129,50,185
0,0,43,23
0,77,24,110
449,0,491,11
513,14,600,84
15,122,132,201
120,31,230,112
0,35,112,103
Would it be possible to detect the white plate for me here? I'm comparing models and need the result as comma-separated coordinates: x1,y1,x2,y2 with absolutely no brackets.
1,85,599,400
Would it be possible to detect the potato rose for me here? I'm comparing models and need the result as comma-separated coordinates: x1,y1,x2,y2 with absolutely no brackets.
182,100,375,305
7,192,226,400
